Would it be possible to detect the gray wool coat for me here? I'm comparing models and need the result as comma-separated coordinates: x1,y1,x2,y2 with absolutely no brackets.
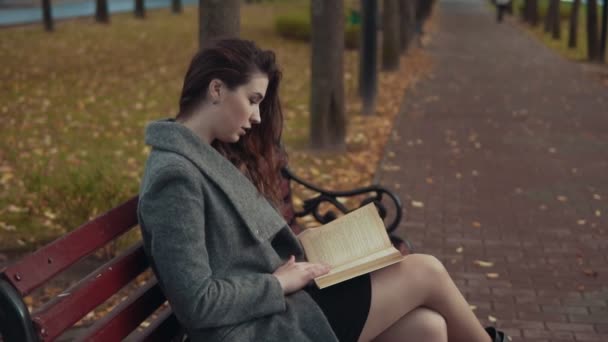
138,120,338,342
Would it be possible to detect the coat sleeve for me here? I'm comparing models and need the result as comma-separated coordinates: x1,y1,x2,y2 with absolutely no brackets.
138,165,286,329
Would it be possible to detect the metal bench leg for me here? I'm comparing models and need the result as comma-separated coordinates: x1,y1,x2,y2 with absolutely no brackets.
0,278,39,342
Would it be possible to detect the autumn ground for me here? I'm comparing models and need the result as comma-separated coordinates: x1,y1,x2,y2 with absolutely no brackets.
0,2,432,256
0,1,434,326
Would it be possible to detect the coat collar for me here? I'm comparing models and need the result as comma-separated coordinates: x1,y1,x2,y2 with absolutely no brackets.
144,119,287,242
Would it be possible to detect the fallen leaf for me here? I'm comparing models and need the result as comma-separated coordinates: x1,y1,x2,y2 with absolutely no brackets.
469,305,477,311
548,147,557,154
7,205,28,213
455,173,462,179
577,219,586,225
557,195,568,202
486,273,500,279
472,170,479,176
583,269,598,278
593,194,601,200
471,221,482,228
426,177,434,184
474,260,494,267
411,200,424,208
456,246,463,253
595,210,601,217
488,315,497,323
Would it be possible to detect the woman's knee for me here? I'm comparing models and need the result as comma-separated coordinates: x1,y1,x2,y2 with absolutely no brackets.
415,308,448,341
400,254,448,281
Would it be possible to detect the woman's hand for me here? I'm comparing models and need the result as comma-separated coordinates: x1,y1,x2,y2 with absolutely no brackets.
273,255,331,294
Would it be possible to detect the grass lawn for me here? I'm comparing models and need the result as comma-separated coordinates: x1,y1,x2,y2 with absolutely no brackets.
511,0,607,63
0,1,431,253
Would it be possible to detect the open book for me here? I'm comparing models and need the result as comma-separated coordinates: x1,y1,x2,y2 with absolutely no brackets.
297,203,405,289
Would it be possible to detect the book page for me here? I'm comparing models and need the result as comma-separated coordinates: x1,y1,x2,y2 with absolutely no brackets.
297,203,390,268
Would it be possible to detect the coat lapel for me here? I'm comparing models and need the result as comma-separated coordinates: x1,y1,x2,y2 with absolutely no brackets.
145,120,287,242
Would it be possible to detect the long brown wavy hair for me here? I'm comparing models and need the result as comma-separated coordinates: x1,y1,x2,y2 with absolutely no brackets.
176,39,287,208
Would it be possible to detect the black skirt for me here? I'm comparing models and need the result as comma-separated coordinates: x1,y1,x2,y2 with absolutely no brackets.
304,274,372,342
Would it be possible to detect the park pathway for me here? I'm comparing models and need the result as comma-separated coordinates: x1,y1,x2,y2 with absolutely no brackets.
378,0,608,341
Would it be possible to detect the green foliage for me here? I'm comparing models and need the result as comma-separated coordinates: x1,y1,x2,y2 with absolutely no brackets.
274,12,361,49
275,12,311,41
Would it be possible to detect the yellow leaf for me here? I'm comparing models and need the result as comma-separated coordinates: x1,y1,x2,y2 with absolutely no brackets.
595,210,601,217
292,196,303,207
486,273,500,279
593,194,601,200
557,195,568,202
425,177,434,184
456,247,463,253
577,219,586,225
411,200,424,208
488,315,497,323
7,205,27,213
473,260,494,267
472,221,481,228
44,210,56,220
1,173,14,184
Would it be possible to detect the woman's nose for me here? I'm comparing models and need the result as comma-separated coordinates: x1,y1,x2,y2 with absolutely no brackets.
250,109,261,124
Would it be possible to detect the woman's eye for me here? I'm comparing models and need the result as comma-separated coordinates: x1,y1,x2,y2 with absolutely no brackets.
249,99,255,105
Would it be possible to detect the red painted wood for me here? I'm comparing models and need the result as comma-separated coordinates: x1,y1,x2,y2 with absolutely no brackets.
76,278,166,342
31,243,148,341
126,306,180,342
2,196,139,296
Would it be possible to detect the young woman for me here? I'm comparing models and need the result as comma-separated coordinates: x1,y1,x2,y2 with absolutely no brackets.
138,38,506,342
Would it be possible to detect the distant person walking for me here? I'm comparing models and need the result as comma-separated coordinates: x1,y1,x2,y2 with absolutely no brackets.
495,0,510,22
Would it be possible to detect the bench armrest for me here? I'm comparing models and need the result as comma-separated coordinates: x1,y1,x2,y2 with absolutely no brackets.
281,167,404,234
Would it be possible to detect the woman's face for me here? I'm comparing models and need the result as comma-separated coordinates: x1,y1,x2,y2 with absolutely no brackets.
214,73,269,143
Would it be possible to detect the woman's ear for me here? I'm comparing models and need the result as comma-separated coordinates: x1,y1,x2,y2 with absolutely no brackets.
208,79,224,104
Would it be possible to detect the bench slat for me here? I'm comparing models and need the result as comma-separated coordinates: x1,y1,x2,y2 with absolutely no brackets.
2,196,139,296
31,243,148,341
127,306,181,342
76,278,166,342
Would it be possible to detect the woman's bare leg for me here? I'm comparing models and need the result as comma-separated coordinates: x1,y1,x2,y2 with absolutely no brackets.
358,254,491,342
373,307,447,342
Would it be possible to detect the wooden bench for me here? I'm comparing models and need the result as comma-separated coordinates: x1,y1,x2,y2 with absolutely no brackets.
0,168,411,342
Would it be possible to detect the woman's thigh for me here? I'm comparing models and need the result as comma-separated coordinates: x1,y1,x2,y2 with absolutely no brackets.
358,254,446,342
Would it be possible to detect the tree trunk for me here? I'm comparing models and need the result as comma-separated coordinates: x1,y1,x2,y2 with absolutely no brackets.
587,0,600,61
522,0,529,22
95,0,109,23
359,0,378,116
382,0,400,71
172,0,182,14
42,0,53,31
134,0,145,18
399,0,415,53
552,0,561,39
601,0,608,61
529,0,539,26
310,0,345,150
544,0,555,33
568,0,580,48
199,0,240,48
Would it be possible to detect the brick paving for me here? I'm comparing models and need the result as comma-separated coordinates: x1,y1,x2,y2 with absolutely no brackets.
377,0,608,341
